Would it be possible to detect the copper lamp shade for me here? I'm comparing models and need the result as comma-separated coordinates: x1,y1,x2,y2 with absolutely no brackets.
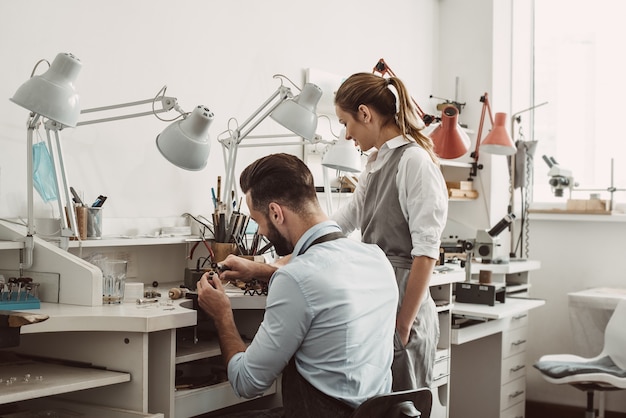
480,112,516,155
430,105,470,159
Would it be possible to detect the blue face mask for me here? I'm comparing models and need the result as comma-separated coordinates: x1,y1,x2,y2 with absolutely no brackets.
32,142,59,202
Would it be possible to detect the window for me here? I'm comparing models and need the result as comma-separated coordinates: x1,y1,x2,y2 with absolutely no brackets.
532,0,626,206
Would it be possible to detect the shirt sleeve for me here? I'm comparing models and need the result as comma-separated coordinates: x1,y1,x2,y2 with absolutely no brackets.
330,154,375,233
397,147,448,259
227,271,312,398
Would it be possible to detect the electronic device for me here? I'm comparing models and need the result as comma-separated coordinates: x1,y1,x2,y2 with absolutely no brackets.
455,282,506,306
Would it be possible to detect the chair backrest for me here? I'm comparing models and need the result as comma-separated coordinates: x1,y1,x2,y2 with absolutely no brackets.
603,299,626,369
350,387,432,418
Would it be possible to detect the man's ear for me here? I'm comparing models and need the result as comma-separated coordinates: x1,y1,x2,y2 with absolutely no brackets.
268,202,284,224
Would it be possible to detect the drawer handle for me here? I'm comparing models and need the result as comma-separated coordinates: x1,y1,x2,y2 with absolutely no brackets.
513,314,527,320
509,389,524,399
511,339,527,346
510,364,525,372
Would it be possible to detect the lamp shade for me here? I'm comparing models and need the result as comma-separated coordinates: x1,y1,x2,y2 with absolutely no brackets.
270,82,322,141
322,128,362,173
481,112,516,155
10,52,82,127
156,105,214,171
430,105,470,159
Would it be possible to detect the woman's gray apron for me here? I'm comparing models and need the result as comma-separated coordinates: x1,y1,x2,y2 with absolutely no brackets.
361,143,439,390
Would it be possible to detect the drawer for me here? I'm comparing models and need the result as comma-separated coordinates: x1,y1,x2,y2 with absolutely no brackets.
433,356,449,382
502,327,528,359
500,377,526,411
509,311,529,331
501,399,525,418
501,352,526,385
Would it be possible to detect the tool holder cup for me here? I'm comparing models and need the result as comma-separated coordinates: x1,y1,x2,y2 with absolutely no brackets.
86,207,103,239
211,242,239,263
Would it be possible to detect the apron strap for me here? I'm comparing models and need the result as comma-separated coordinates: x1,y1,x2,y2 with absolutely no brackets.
298,231,345,255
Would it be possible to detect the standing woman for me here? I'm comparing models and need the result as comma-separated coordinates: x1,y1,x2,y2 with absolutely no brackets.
333,72,448,390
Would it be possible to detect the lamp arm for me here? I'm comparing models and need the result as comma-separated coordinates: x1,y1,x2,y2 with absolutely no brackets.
219,85,294,216
235,85,292,143
47,128,76,248
77,95,181,126
472,93,494,162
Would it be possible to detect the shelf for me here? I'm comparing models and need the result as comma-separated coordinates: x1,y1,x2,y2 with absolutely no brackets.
0,241,23,250
470,260,541,275
176,339,221,364
440,161,472,168
67,236,200,248
174,380,277,417
0,356,130,404
3,398,163,417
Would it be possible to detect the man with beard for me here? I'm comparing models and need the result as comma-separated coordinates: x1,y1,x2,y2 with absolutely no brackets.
196,153,398,418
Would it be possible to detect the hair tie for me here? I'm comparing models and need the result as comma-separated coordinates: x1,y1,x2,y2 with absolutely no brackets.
387,83,400,115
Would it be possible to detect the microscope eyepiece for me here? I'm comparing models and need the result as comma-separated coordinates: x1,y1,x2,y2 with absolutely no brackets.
488,213,516,237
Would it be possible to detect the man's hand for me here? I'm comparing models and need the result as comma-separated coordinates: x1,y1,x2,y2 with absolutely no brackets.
196,271,247,365
197,272,232,320
218,254,278,284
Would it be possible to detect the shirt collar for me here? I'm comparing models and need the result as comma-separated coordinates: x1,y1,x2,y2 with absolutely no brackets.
368,135,414,165
291,220,342,259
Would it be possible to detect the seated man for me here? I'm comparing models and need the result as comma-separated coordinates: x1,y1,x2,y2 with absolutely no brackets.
197,153,399,418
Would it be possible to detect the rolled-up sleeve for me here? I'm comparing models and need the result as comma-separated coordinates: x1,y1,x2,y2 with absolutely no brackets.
227,273,311,398
397,148,448,259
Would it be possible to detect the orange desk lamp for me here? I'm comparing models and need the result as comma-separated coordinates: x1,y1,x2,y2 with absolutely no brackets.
429,104,471,159
469,92,516,177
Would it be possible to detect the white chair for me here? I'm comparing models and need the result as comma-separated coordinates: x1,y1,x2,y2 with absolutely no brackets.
534,299,626,418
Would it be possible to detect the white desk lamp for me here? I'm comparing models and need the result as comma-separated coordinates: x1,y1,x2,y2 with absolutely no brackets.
11,52,212,266
218,75,322,218
321,128,362,173
321,127,362,214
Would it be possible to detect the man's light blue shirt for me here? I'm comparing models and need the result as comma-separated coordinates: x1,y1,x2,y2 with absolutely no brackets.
227,220,398,408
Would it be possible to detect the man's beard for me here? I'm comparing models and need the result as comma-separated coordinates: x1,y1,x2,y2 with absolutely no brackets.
264,220,293,256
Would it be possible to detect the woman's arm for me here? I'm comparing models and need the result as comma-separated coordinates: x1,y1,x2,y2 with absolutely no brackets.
395,255,437,345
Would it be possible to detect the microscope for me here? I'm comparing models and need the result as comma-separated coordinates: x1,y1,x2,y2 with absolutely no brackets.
542,155,577,197
475,213,516,264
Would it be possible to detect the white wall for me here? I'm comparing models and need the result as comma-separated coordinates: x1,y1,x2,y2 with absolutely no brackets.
0,0,438,227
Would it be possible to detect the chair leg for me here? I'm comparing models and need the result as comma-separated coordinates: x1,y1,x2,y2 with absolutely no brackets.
598,391,605,418
585,390,595,418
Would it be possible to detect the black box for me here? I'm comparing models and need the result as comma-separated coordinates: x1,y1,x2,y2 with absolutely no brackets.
455,282,506,306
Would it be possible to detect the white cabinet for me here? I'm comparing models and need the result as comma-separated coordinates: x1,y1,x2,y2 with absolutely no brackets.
430,268,465,418
449,261,544,418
